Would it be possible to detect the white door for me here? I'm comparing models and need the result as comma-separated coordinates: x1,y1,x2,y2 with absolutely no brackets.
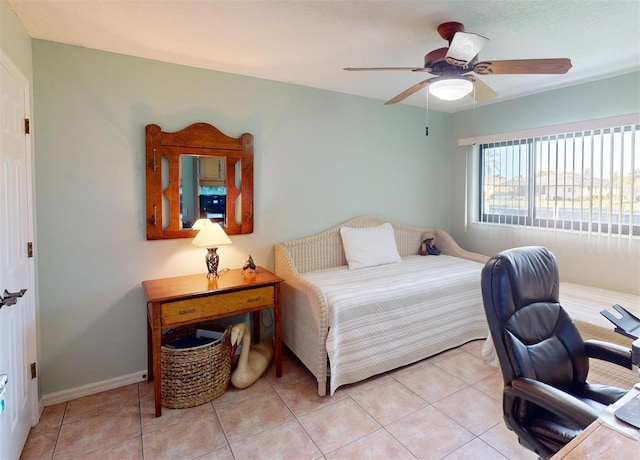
0,51,38,460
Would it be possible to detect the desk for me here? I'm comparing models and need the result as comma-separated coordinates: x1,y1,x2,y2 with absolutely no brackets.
552,419,638,459
552,385,640,459
143,267,283,417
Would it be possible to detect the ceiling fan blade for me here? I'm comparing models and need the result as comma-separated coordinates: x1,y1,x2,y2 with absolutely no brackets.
471,77,497,103
384,79,430,105
344,67,430,72
473,58,572,75
445,32,489,67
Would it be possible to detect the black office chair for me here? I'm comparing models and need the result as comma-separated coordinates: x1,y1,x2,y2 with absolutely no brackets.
481,246,633,459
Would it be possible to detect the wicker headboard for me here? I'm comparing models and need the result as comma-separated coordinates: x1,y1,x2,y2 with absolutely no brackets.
276,216,433,274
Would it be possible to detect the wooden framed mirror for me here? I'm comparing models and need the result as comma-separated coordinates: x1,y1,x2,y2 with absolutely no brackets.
145,123,254,239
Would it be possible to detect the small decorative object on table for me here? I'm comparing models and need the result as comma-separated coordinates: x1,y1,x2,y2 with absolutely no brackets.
242,255,257,273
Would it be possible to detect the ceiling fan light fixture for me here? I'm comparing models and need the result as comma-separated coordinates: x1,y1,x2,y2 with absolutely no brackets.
428,76,473,101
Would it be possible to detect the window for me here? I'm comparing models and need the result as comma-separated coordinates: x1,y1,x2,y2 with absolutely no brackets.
480,123,640,236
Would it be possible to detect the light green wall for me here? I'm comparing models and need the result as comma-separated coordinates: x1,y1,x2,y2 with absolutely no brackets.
450,72,640,294
32,40,451,394
0,0,31,77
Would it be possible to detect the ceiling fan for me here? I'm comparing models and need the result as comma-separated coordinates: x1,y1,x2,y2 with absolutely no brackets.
344,22,572,105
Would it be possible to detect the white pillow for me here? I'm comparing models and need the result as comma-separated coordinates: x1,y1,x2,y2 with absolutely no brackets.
340,223,402,270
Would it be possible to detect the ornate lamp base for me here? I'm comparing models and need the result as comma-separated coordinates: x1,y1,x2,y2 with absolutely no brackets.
205,247,220,279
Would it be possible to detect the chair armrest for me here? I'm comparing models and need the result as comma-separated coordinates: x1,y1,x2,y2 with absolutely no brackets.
584,339,632,369
510,377,599,428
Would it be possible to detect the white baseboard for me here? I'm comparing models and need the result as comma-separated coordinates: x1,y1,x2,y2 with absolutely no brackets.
42,370,148,407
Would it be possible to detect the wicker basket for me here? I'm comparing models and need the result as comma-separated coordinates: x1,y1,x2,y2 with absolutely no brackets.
161,323,231,409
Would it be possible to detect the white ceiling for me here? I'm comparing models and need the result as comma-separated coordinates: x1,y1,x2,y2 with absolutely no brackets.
8,0,640,113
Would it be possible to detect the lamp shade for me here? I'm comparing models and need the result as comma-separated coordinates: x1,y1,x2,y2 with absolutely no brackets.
428,76,474,101
191,221,232,248
191,218,214,231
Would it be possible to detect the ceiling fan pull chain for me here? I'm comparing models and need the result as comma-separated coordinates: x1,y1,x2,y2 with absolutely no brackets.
425,88,429,136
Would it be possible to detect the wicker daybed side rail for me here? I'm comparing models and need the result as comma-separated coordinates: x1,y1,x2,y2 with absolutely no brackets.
274,242,329,396
434,229,490,264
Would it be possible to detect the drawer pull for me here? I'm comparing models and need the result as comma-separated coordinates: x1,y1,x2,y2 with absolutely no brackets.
247,296,262,303
179,308,196,315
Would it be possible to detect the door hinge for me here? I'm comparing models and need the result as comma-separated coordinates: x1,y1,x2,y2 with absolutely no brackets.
30,363,37,379
25,118,30,134
27,242,33,258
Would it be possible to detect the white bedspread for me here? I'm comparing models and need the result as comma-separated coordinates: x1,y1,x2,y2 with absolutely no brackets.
302,255,488,394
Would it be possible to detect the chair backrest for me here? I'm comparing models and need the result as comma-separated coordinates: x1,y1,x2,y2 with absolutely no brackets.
481,246,589,389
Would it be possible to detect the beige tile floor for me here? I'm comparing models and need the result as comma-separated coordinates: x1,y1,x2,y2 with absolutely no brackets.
20,340,539,460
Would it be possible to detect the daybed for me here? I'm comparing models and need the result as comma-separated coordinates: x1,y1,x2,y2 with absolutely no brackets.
274,215,490,396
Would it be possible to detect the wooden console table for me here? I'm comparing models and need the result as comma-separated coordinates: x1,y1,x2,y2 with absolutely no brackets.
142,267,283,416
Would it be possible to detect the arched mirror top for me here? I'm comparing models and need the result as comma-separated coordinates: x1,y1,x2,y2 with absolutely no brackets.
145,123,254,240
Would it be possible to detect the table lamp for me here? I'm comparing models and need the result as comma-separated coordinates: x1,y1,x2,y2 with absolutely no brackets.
191,219,232,278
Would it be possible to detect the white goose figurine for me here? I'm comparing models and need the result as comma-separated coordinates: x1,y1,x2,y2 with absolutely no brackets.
229,323,274,389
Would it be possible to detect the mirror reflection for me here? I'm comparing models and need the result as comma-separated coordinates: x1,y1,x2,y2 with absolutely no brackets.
180,155,228,230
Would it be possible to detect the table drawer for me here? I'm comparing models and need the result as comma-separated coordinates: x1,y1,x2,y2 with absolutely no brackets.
161,285,274,326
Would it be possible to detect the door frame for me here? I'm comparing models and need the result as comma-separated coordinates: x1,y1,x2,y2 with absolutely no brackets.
0,46,39,428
